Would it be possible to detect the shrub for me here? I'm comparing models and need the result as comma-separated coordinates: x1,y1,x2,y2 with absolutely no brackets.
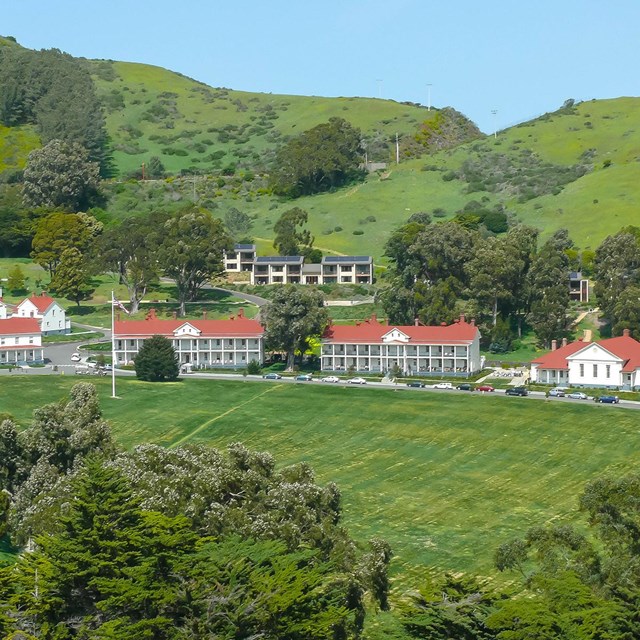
353,229,364,235
134,335,180,382
246,360,262,375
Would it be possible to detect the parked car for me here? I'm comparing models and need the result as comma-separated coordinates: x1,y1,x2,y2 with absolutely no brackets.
549,387,567,397
70,352,82,362
406,381,426,388
295,374,313,381
456,383,474,391
476,385,495,392
263,372,282,380
595,395,619,404
321,375,340,383
433,382,454,390
346,377,367,385
505,386,528,396
567,391,589,400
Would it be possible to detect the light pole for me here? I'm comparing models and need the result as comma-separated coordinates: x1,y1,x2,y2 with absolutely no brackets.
427,83,432,111
491,110,498,138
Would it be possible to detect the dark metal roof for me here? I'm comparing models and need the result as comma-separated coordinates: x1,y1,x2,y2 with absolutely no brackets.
322,256,372,264
235,244,256,251
254,256,304,264
569,271,584,280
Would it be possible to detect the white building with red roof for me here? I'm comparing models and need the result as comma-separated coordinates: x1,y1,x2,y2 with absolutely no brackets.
0,317,44,365
531,329,640,390
15,292,70,335
113,308,264,369
321,314,481,376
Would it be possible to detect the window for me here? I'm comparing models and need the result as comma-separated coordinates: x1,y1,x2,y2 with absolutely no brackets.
580,363,584,377
593,364,598,378
606,365,610,379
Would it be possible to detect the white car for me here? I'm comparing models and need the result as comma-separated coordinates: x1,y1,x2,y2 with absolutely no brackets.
433,382,454,390
70,353,82,362
346,377,367,385
321,376,340,383
567,391,590,400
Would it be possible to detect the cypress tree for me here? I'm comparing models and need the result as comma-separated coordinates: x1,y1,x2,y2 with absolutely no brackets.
134,335,179,382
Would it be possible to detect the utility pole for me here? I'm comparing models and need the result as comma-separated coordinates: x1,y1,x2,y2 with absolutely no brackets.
491,110,498,138
427,83,432,111
395,133,400,164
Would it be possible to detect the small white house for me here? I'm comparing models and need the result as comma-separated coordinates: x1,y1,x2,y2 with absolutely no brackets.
15,292,71,336
0,317,44,365
530,330,640,390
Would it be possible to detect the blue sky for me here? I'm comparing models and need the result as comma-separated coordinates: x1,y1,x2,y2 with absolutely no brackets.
3,0,639,132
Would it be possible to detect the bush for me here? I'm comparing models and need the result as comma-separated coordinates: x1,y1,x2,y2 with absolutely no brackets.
246,360,262,375
353,229,364,235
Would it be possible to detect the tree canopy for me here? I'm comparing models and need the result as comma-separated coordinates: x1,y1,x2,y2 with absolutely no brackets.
134,335,180,382
270,117,363,197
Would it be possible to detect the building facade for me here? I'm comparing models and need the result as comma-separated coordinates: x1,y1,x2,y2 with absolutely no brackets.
321,315,481,376
224,244,257,273
251,256,305,285
15,293,71,335
113,308,264,369
321,256,373,284
0,317,44,365
569,271,589,303
530,330,640,389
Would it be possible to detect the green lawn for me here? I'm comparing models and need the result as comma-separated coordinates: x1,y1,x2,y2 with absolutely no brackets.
4,376,639,587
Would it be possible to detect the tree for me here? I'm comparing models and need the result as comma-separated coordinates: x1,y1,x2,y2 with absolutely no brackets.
146,156,166,179
134,335,179,382
272,207,313,256
22,139,101,211
49,247,95,307
270,117,363,197
31,212,93,276
224,206,253,242
6,264,25,293
99,214,161,314
611,285,640,338
156,208,232,316
261,286,329,370
527,235,570,347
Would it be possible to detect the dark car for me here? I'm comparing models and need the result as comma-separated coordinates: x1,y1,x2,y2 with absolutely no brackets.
406,381,426,388
505,386,528,396
456,383,474,391
263,372,282,380
595,395,619,404
295,374,313,381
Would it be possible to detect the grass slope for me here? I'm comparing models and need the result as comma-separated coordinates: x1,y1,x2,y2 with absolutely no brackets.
4,376,639,585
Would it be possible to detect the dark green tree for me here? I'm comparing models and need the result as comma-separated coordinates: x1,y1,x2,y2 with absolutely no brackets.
272,206,313,256
261,286,328,370
134,335,179,382
156,207,232,316
50,247,95,307
223,206,253,242
22,139,101,211
6,264,25,293
270,117,363,197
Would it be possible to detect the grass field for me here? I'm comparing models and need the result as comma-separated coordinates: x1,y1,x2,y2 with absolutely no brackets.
3,375,639,586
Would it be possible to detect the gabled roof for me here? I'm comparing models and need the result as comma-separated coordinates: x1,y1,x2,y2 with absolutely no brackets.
323,315,479,344
0,317,41,336
19,293,57,313
532,334,640,372
114,309,263,338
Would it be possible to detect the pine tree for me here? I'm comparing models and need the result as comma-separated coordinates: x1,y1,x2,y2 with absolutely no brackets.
134,335,179,382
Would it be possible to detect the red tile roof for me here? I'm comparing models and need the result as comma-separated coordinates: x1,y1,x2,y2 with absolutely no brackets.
532,334,640,372
0,317,42,336
23,294,56,313
323,315,479,344
115,309,263,338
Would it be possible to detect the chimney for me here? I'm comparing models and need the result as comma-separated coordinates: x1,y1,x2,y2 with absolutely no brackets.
623,328,631,337
415,318,419,326
370,313,377,324
460,313,466,323
470,318,475,326
237,308,245,318
202,311,208,320
562,337,568,348
441,322,447,327
551,339,557,351
172,311,177,320
41,291,47,297
116,311,121,322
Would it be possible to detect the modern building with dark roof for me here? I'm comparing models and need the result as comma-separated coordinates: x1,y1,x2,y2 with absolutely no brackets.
321,256,373,284
224,244,257,273
531,330,640,389
114,308,264,369
321,314,481,376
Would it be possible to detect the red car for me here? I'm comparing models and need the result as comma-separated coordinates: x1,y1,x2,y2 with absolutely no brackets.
476,384,495,392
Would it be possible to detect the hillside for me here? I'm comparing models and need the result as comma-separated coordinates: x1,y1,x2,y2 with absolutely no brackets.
2,37,640,257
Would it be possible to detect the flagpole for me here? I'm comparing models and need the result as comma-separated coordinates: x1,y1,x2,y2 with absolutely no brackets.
111,290,116,398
